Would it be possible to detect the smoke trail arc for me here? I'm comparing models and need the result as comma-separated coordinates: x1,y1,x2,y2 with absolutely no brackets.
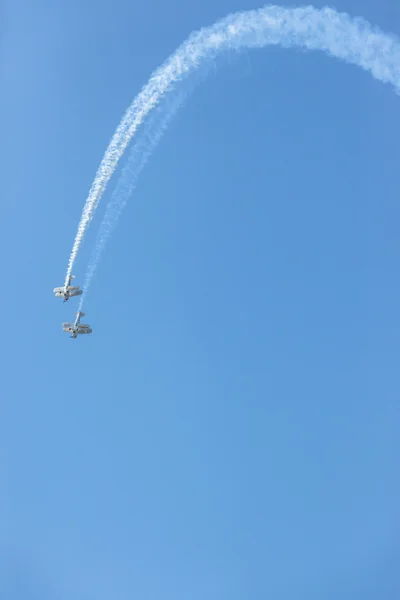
78,89,188,310
66,4,400,290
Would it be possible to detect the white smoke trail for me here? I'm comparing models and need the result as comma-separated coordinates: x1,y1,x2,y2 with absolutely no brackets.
65,4,400,289
78,90,188,309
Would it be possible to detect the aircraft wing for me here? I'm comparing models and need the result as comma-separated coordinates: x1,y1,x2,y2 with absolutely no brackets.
62,322,74,330
55,290,82,298
54,285,80,292
77,328,92,335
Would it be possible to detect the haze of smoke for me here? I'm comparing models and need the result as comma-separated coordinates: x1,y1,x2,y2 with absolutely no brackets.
66,4,400,290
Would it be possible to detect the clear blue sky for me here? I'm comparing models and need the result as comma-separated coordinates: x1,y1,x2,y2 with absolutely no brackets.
2,0,400,598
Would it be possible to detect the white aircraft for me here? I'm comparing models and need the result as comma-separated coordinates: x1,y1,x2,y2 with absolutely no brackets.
62,311,92,339
53,275,83,302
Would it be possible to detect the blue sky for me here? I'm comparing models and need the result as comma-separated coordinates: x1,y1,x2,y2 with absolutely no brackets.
2,0,400,598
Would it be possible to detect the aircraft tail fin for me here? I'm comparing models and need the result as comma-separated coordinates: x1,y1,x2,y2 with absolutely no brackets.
76,311,85,317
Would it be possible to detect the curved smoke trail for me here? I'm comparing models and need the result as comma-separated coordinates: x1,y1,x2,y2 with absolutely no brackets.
78,89,188,309
66,4,400,289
